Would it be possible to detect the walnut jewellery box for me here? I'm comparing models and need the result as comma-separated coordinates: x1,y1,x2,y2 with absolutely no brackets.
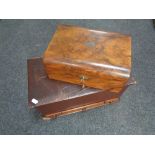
27,25,135,120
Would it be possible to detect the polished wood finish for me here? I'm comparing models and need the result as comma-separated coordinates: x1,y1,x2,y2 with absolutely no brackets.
43,25,131,92
42,98,119,120
28,58,134,120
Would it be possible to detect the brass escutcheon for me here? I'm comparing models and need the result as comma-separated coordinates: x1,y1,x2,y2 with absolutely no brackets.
79,75,89,88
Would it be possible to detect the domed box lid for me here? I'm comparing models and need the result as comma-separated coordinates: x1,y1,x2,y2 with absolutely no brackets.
43,25,131,92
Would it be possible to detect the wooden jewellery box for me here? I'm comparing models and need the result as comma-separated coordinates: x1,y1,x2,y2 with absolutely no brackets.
27,58,135,120
43,25,132,93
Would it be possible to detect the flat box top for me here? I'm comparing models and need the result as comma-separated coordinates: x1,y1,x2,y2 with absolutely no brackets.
43,25,131,91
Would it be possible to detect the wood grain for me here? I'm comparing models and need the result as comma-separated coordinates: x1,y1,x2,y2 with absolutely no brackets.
43,25,131,92
42,98,119,120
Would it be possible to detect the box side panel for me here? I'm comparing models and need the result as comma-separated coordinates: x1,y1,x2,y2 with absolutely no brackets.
36,90,120,116
44,61,128,93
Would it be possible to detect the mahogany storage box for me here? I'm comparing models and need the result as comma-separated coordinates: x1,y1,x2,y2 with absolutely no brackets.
27,57,134,120
43,25,131,92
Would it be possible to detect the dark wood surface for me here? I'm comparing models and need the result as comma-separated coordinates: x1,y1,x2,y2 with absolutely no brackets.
43,25,131,92
28,57,134,119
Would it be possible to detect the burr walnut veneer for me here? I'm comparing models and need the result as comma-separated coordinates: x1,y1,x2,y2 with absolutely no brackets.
43,25,131,92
